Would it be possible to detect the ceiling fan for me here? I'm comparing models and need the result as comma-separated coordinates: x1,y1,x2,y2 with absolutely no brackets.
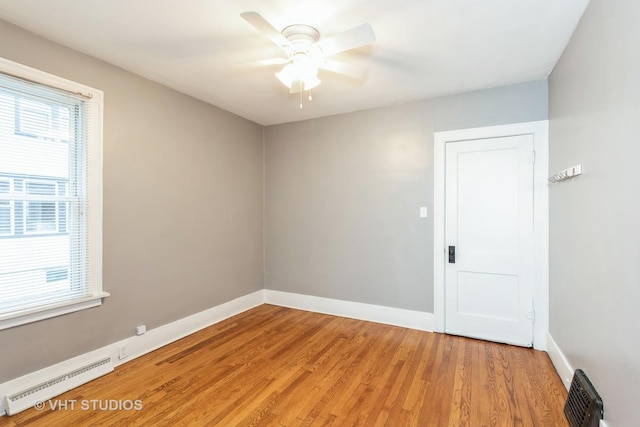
234,11,375,104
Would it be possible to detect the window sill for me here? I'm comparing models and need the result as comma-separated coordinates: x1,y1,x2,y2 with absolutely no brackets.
0,292,110,331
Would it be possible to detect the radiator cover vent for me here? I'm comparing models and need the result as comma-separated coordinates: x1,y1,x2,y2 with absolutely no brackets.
4,356,113,415
564,369,603,427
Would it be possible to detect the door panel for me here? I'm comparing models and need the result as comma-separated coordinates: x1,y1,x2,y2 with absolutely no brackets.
457,272,519,321
444,135,534,346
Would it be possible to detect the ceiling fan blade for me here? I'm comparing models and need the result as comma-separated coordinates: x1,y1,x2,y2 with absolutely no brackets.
319,59,367,79
226,57,289,70
316,23,375,57
240,11,291,51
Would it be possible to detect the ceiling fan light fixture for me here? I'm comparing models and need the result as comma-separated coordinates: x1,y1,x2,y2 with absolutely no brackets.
239,11,375,107
275,57,321,91
302,74,321,91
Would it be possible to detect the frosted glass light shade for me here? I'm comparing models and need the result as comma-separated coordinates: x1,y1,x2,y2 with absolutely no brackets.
275,57,321,91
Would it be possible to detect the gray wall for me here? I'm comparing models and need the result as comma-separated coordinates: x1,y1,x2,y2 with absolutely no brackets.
548,0,640,425
0,20,264,382
264,80,548,312
0,14,552,389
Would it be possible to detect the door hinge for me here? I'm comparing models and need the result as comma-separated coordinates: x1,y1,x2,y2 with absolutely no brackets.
523,150,535,164
526,310,535,322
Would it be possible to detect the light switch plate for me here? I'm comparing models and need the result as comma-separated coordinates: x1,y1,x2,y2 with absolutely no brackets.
420,207,428,218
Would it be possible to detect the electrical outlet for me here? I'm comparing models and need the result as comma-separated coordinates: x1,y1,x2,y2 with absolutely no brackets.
135,324,146,336
118,346,128,360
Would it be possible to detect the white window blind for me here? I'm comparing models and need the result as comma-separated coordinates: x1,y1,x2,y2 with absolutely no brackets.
0,58,106,329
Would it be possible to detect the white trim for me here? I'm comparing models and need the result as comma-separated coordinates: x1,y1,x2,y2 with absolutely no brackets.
546,332,574,391
0,290,264,416
0,292,110,331
0,56,105,330
87,81,104,303
0,57,99,98
0,289,437,416
433,121,549,350
114,290,265,364
264,290,434,331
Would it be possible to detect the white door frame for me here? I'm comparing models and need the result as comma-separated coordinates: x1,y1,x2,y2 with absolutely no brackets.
434,121,549,350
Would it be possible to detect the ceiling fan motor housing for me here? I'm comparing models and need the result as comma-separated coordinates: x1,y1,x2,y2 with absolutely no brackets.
282,24,320,55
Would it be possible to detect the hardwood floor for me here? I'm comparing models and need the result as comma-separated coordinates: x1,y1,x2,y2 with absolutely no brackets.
1,305,568,426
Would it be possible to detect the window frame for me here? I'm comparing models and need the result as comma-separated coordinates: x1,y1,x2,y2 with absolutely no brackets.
0,57,108,331
22,178,65,236
15,95,72,143
0,177,14,236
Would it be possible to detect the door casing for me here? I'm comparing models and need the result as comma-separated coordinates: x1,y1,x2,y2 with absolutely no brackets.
433,121,549,350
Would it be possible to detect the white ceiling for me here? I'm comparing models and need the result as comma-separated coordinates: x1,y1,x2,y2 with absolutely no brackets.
0,0,589,126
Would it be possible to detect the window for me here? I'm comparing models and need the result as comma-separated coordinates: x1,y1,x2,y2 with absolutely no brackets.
0,177,70,235
24,180,62,234
15,96,71,143
0,58,107,330
0,179,13,236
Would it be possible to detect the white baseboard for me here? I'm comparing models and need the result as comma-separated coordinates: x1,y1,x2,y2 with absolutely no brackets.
1,289,435,416
546,332,573,391
264,290,434,331
0,290,265,416
119,290,264,363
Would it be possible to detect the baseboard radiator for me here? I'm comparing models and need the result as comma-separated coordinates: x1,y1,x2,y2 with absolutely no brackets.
4,356,113,416
564,369,604,427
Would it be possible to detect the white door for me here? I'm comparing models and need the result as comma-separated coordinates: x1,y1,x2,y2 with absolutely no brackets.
444,135,534,347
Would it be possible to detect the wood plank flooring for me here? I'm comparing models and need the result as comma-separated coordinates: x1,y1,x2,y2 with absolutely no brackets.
0,305,568,426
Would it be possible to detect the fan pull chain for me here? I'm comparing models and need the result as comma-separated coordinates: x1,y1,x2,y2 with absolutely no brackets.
299,81,303,109
297,83,314,109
